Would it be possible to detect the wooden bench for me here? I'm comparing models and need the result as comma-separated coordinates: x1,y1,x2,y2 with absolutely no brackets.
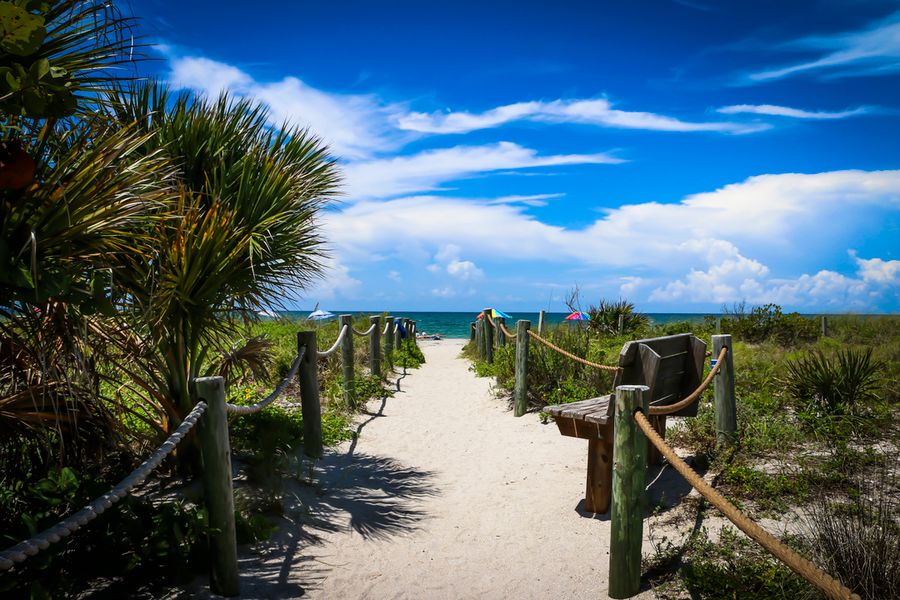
544,333,707,513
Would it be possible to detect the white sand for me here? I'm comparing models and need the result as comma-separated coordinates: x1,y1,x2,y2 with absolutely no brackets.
184,339,671,599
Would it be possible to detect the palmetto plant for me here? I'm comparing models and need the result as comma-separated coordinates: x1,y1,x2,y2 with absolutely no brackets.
785,347,883,417
107,82,340,435
587,299,650,336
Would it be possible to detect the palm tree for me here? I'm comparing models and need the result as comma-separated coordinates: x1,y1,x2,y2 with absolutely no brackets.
107,82,340,440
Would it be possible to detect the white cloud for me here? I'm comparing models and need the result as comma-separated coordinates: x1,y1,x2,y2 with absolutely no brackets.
748,12,900,82
342,141,623,199
396,98,766,135
388,270,402,282
323,170,900,309
486,193,565,207
302,259,362,300
167,55,406,159
446,259,484,280
717,104,870,119
431,286,457,298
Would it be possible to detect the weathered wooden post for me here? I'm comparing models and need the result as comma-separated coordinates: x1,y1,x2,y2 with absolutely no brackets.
514,320,530,417
340,314,355,410
609,384,649,599
297,331,323,458
712,334,736,446
538,310,546,336
410,319,417,344
475,319,484,358
496,317,507,348
483,309,494,364
369,315,381,376
470,321,476,342
193,376,239,596
384,316,394,370
820,315,828,337
394,318,403,350
617,313,625,336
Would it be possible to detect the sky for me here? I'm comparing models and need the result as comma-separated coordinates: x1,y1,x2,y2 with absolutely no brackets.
128,0,900,313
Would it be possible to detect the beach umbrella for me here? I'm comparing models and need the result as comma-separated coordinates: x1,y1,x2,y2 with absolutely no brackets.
477,308,512,319
307,308,334,321
565,311,590,321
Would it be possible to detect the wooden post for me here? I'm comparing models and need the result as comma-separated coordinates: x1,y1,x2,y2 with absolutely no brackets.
514,320,530,416
475,319,484,358
712,334,736,446
617,313,625,336
340,314,355,410
297,331,323,458
483,309,494,364
496,317,506,348
820,315,828,337
394,318,402,350
193,376,239,596
384,316,394,370
609,384,649,599
470,321,476,342
538,310,546,336
369,315,381,376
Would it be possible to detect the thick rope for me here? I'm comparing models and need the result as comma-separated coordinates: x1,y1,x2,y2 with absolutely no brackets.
0,401,208,572
317,324,348,358
499,321,517,339
647,346,727,415
383,322,391,335
352,323,377,337
634,411,860,600
526,330,620,372
225,346,306,416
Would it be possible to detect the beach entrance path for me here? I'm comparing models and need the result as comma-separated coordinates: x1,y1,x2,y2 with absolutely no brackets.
195,339,657,599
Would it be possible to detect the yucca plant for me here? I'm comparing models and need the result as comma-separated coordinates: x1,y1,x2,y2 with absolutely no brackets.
105,82,340,444
587,298,650,336
785,348,883,417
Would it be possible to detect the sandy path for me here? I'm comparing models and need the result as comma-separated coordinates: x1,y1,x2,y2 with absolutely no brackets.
188,339,667,599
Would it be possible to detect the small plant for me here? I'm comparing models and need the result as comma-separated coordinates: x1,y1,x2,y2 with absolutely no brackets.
394,339,426,369
785,347,882,417
588,299,650,336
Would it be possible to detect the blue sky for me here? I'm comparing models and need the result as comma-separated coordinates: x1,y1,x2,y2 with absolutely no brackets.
130,0,899,312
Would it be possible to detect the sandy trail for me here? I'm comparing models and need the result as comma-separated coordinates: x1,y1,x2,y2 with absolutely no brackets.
189,339,672,599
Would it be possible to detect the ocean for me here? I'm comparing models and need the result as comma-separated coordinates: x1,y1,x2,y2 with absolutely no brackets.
278,311,716,339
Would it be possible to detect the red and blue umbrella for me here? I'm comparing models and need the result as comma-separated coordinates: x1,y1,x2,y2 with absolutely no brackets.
477,308,512,319
565,311,590,321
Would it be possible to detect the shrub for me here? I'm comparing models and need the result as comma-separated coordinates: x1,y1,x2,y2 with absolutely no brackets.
394,339,425,369
588,299,650,336
722,303,818,345
785,348,882,417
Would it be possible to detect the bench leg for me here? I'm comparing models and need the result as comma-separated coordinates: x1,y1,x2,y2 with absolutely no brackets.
647,415,666,465
585,436,612,513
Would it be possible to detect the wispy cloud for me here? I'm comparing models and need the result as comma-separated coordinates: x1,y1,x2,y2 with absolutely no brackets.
167,55,408,159
717,104,871,119
747,12,900,82
342,142,623,199
396,98,767,135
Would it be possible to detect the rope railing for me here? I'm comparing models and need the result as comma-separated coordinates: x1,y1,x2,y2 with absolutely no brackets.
499,321,517,339
383,322,392,335
633,410,860,600
647,345,727,416
317,324,348,358
0,401,209,572
352,323,377,337
224,346,306,416
526,329,621,372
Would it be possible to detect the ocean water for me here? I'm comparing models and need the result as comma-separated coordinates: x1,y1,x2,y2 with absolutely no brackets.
279,311,715,339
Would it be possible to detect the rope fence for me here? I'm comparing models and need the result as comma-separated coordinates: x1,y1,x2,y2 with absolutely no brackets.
526,329,621,372
224,346,306,415
634,410,860,600
0,401,209,572
352,323,377,337
317,324,348,357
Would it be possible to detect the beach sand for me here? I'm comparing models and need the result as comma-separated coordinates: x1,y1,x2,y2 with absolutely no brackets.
182,339,681,599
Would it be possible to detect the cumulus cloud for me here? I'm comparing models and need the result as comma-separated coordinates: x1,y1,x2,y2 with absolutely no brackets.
747,12,900,82
302,259,362,300
167,55,406,159
446,259,484,280
396,98,766,135
342,142,623,199
717,104,871,119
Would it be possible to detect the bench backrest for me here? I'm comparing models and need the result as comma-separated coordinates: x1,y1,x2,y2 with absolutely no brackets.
608,333,707,418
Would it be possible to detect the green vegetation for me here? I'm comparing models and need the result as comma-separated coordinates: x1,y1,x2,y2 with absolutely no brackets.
0,2,410,595
466,298,898,599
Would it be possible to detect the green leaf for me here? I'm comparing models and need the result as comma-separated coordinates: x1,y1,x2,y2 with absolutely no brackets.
0,2,45,56
4,68,20,91
29,56,49,80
